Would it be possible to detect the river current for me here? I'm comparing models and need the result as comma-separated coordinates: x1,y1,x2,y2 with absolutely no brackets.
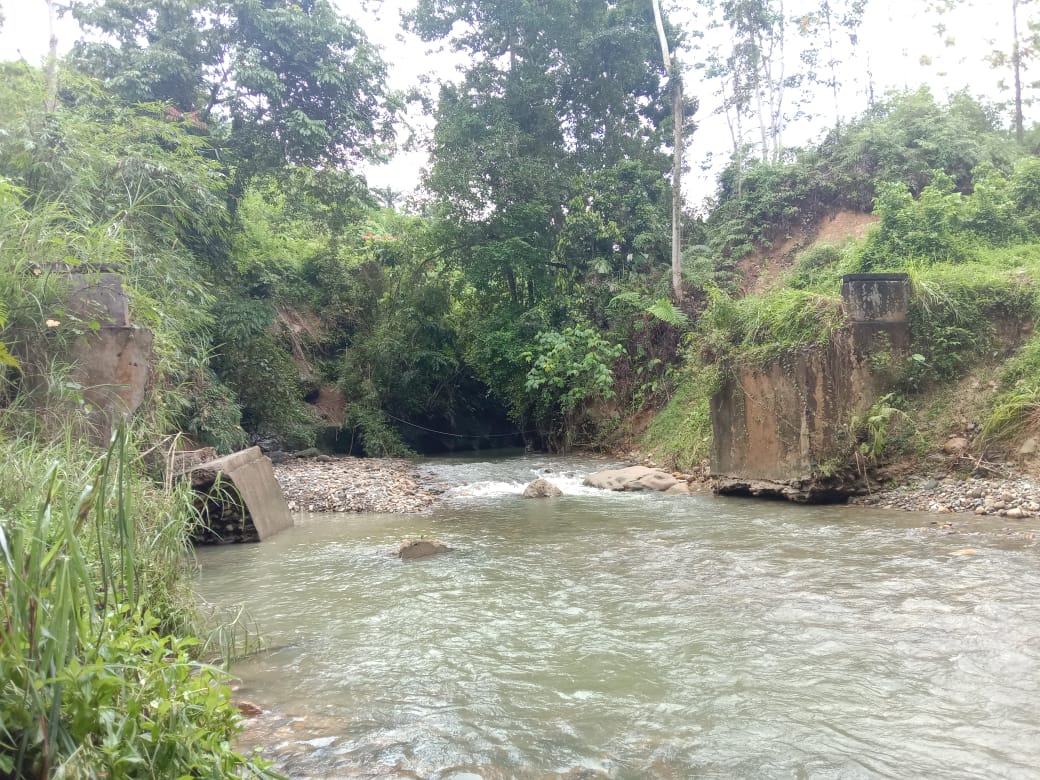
194,455,1040,779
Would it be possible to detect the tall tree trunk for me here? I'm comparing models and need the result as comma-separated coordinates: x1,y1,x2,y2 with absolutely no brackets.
671,70,683,300
1013,0,1024,144
754,79,769,161
824,0,840,124
44,0,59,112
721,71,744,199
652,0,683,301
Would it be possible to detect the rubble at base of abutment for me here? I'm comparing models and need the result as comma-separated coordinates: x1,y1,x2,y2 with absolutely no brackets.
713,474,871,504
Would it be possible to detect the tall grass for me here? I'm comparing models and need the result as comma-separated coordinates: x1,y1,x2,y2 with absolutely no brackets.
699,284,846,364
0,425,277,779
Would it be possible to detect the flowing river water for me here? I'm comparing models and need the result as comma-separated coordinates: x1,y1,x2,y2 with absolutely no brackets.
194,455,1040,779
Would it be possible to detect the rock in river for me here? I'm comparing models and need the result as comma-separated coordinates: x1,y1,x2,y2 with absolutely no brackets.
398,538,451,559
523,478,563,498
583,465,678,492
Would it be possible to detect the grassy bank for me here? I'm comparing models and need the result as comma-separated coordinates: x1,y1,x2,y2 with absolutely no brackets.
0,424,275,779
644,239,1040,476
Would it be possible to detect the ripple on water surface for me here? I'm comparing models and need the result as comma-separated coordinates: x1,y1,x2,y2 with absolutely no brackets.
196,456,1040,779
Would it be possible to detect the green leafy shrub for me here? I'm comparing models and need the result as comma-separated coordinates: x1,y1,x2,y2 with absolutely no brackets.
213,298,315,449
523,325,624,449
858,175,974,268
850,393,910,460
341,404,415,457
183,369,249,453
1012,157,1040,236
964,163,1021,245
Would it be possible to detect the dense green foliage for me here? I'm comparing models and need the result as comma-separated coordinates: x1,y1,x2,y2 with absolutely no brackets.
707,90,1017,263
523,326,624,450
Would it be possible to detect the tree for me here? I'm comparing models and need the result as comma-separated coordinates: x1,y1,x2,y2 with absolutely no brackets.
925,0,1039,143
794,0,867,125
408,0,682,306
69,0,397,199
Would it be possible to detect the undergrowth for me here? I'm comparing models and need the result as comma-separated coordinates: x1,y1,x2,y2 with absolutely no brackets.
0,425,277,779
699,285,846,365
641,361,719,472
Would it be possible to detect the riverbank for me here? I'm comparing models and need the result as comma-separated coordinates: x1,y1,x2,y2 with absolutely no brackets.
273,456,445,513
272,452,716,513
271,450,1040,520
850,472,1040,517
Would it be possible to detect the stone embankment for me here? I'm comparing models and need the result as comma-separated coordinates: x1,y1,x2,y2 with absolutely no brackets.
851,474,1040,518
272,456,441,513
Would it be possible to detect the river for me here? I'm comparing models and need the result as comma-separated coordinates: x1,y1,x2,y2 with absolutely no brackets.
194,455,1040,779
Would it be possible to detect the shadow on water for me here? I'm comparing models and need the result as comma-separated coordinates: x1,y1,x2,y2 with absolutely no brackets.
196,455,1040,779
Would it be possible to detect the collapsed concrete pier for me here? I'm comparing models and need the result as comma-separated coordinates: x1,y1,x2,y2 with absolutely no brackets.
184,447,293,543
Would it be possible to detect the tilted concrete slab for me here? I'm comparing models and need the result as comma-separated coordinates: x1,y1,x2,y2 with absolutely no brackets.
186,447,293,542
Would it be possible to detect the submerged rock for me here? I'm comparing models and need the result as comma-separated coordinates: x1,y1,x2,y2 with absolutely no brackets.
236,701,264,718
398,538,451,559
523,478,562,498
583,466,678,492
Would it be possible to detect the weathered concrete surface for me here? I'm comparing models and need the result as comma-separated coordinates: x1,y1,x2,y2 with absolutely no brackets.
71,325,153,443
187,447,293,543
19,273,155,444
584,466,678,492
840,273,911,323
64,273,132,327
710,274,911,503
842,273,912,359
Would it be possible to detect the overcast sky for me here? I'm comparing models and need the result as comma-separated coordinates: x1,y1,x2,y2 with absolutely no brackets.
0,0,1020,209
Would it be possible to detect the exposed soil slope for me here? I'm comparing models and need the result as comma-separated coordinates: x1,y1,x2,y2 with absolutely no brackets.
738,210,879,294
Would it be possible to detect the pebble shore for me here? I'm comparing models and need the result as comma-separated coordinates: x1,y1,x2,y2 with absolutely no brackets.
273,456,441,514
851,474,1040,518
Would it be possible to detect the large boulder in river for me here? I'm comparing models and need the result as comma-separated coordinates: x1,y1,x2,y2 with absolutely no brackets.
523,478,562,498
398,538,451,560
583,466,678,492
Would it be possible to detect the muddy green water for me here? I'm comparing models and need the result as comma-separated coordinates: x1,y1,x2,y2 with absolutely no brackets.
195,456,1040,779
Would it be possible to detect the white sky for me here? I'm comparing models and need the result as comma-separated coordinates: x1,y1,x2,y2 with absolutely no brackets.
0,0,1023,209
